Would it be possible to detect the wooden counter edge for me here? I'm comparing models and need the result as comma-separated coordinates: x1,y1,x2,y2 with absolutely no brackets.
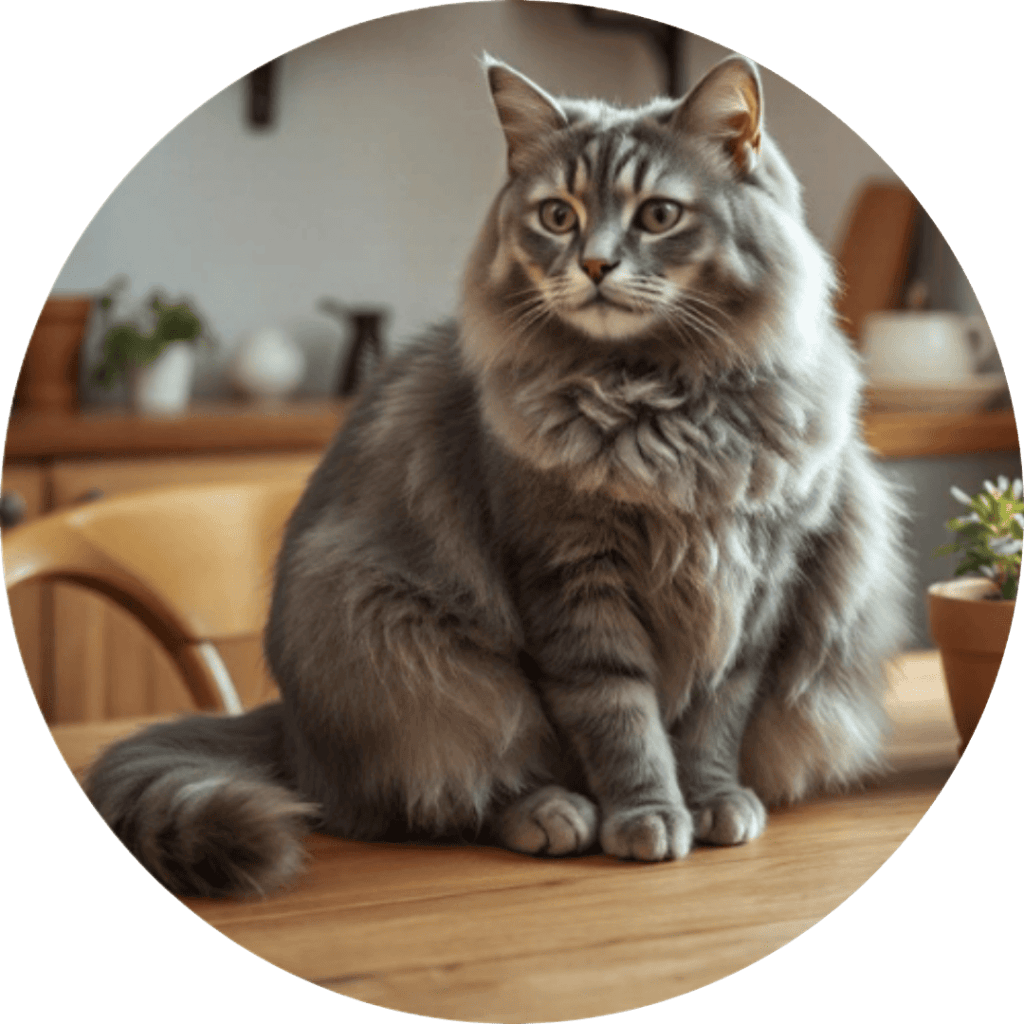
3,402,1018,463
4,399,354,460
863,408,1019,461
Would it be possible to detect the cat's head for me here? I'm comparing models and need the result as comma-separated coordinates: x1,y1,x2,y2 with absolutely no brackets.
462,55,833,378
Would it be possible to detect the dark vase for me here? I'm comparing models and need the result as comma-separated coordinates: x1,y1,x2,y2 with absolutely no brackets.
337,308,386,397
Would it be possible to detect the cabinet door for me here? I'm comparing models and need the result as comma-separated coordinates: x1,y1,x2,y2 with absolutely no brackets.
1,463,48,717
49,452,319,722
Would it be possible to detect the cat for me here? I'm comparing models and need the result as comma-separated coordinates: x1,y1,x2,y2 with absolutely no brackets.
86,53,909,898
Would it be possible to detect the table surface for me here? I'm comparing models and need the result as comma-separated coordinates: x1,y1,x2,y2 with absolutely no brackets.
51,650,959,1023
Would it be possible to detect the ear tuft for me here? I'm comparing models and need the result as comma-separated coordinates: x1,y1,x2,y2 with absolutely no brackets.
483,56,567,173
673,55,763,175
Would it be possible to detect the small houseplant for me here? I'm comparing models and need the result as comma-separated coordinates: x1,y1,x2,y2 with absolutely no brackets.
929,476,1020,754
93,281,209,414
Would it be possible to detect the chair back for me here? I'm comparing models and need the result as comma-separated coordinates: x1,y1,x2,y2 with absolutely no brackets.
3,476,306,712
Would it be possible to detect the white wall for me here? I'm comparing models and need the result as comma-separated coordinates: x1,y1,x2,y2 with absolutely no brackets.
56,2,663,400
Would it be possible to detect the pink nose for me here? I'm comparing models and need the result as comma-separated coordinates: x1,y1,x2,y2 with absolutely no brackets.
582,258,618,283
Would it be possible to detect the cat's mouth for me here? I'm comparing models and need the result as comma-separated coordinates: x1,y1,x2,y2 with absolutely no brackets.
578,294,636,313
562,293,658,341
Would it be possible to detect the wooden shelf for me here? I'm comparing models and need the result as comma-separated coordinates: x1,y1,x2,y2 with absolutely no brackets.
3,400,1017,463
4,399,352,460
863,408,1018,461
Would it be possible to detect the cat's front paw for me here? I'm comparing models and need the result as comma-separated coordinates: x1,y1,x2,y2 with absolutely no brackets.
692,787,767,845
495,786,598,856
600,803,693,861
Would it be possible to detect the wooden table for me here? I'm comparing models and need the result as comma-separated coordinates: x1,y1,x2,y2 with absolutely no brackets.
51,651,959,1023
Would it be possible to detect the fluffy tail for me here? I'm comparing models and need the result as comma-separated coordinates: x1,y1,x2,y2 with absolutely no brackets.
85,703,317,898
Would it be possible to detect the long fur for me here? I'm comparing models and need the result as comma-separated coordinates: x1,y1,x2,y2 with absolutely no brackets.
85,55,909,896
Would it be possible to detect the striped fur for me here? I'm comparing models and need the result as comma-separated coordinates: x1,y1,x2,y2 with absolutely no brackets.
85,56,909,896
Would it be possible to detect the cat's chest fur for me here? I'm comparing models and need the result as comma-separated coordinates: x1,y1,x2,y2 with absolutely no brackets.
480,356,830,519
485,360,838,717
496,444,804,721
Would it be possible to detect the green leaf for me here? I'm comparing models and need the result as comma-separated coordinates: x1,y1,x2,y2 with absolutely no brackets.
954,556,985,576
152,303,202,344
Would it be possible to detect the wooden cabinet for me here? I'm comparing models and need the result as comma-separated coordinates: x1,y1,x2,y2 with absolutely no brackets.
4,409,337,725
1,463,48,714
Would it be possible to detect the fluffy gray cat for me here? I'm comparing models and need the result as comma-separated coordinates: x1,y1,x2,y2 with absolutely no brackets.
86,54,909,897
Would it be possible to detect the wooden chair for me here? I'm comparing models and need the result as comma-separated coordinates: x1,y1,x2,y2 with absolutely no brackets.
2,477,306,715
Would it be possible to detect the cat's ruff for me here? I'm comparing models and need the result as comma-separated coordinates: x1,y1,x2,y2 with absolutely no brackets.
85,55,909,898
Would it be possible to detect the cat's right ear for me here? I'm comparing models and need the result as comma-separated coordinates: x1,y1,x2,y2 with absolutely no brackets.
483,54,567,173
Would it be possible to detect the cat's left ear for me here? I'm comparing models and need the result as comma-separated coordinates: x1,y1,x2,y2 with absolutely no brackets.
483,54,567,173
672,55,763,175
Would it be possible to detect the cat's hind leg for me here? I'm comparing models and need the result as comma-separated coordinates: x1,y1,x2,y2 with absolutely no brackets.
739,663,892,805
269,559,557,843
739,458,909,805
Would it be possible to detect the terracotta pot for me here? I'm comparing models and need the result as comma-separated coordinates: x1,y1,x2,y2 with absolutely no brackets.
14,295,93,413
928,577,1016,756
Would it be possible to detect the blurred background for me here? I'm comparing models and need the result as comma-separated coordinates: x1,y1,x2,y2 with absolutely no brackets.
3,1,1019,724
52,1,983,402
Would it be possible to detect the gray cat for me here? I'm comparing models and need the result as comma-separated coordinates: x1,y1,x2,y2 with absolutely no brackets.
86,54,909,897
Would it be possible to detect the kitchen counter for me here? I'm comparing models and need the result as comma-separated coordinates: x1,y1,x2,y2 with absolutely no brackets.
4,400,1016,462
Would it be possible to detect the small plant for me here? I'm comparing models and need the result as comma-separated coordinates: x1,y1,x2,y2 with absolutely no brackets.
935,476,1023,600
93,279,208,387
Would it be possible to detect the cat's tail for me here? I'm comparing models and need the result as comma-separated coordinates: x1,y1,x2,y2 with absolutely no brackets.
84,703,317,898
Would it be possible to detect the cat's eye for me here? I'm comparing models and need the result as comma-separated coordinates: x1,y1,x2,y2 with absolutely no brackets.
635,199,683,234
539,199,578,234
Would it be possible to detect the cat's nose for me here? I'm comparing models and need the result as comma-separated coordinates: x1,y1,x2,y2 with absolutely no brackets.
581,258,619,283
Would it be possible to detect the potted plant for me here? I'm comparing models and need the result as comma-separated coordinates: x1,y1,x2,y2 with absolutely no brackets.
93,280,210,415
929,476,1020,754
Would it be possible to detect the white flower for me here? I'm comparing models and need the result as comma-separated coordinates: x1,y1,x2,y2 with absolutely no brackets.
984,479,998,496
979,565,997,579
997,475,1010,493
950,486,973,505
1014,479,1023,499
1015,513,1024,529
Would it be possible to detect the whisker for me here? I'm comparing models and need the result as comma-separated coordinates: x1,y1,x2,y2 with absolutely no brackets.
683,293,733,328
667,306,732,349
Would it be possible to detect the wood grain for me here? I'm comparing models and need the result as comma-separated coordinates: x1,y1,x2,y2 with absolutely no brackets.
38,453,316,723
862,407,1018,461
833,180,918,345
51,651,959,1022
8,403,1017,468
1,463,47,712
5,399,349,459
48,451,321,507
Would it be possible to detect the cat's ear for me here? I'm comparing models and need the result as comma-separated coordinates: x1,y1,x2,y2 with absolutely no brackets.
483,54,567,172
672,55,763,175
